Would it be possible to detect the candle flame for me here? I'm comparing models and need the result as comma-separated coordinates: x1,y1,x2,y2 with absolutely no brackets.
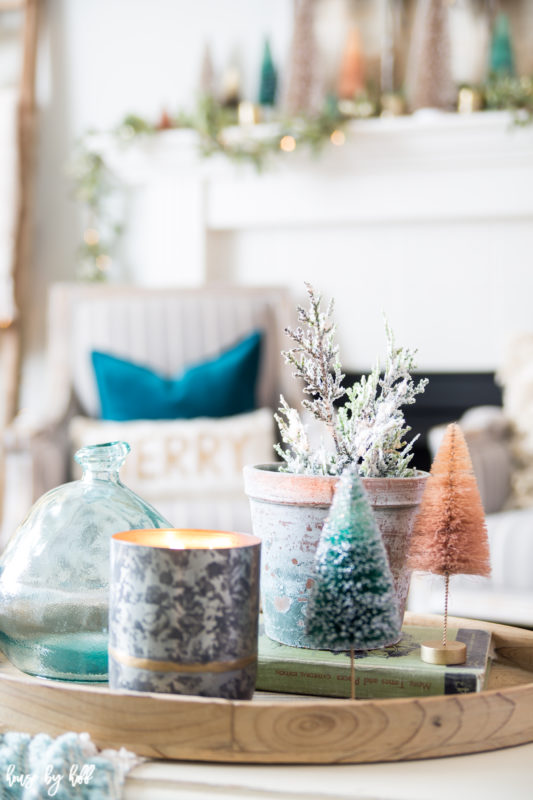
113,529,259,550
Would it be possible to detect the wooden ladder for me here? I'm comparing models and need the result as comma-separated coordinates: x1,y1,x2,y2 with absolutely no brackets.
0,0,39,427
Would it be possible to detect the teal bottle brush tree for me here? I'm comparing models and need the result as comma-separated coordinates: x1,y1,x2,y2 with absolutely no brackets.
489,13,515,78
305,464,401,698
259,39,277,107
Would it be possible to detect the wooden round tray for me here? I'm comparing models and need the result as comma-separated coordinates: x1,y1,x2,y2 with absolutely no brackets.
1,613,532,764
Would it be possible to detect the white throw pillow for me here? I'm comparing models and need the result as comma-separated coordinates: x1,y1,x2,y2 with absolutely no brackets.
69,408,275,500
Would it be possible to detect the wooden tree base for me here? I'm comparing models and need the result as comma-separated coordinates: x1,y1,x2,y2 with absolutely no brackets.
420,639,467,665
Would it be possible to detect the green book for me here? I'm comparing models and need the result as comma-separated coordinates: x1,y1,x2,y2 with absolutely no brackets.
257,624,492,699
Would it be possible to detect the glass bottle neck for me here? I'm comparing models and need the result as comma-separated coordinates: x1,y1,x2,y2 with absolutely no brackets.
81,467,122,484
74,441,130,482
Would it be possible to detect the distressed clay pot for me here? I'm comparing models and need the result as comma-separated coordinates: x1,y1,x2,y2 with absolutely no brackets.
243,464,428,648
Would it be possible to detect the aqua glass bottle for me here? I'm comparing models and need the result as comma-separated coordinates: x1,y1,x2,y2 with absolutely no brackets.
0,441,171,681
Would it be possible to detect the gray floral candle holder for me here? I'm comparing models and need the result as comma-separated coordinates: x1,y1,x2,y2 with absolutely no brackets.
109,529,261,699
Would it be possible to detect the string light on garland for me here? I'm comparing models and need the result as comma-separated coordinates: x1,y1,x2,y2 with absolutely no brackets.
68,139,124,282
83,228,100,246
280,134,297,152
95,254,112,273
330,129,345,146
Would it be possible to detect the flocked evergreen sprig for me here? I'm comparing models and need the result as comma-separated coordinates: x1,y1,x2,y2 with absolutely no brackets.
276,283,346,474
275,284,427,478
336,320,428,477
274,396,333,475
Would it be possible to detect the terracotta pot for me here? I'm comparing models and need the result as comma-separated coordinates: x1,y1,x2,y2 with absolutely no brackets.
243,464,428,648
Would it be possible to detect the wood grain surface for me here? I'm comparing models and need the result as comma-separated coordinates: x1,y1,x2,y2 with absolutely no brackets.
0,613,532,764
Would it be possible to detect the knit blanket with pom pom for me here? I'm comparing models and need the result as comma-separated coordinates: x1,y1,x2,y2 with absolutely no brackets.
0,731,141,799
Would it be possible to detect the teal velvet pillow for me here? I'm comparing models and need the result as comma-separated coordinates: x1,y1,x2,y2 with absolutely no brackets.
91,330,262,421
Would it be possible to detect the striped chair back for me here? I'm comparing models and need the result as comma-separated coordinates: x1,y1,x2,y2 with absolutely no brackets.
45,283,294,420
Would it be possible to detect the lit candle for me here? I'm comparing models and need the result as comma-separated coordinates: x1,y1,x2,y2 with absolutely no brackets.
109,529,261,699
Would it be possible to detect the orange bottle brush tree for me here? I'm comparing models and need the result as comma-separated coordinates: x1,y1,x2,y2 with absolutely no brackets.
408,423,491,665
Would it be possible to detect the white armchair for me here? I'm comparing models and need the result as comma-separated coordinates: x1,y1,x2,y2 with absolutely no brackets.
1,283,294,545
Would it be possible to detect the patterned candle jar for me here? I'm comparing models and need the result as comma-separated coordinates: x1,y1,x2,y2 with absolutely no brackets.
109,529,261,699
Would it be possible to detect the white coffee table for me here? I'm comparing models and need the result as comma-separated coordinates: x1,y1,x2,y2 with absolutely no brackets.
124,742,533,799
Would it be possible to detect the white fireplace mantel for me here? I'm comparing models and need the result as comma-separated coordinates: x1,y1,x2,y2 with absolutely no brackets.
98,111,533,372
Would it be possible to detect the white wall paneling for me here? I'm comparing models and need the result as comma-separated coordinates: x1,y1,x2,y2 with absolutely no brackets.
103,111,533,373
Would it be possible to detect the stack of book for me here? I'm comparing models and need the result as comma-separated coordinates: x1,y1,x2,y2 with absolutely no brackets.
256,623,492,699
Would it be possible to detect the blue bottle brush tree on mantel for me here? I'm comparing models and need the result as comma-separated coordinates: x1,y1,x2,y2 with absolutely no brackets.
0,441,171,681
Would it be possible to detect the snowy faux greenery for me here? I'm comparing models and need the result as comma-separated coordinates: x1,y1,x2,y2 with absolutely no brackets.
305,464,401,650
275,283,428,478
274,285,344,476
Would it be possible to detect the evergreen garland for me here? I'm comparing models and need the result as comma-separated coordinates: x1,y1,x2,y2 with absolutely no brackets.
70,84,533,281
70,96,348,280
484,76,533,121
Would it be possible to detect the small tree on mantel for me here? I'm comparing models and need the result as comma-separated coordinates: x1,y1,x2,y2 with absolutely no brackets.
284,0,321,115
409,423,491,664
